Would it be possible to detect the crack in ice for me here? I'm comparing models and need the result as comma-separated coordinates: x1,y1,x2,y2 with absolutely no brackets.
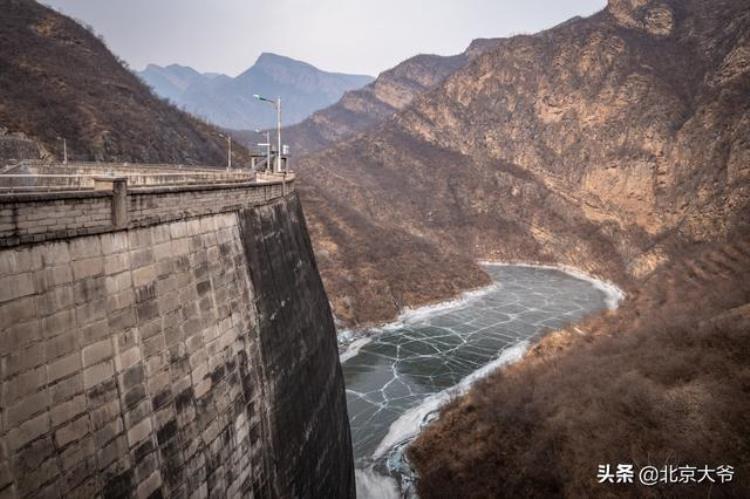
342,264,622,497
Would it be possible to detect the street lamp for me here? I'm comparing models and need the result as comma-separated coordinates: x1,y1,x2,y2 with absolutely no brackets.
253,94,281,173
217,133,232,170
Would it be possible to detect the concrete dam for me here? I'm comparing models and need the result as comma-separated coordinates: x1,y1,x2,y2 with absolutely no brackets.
0,164,355,498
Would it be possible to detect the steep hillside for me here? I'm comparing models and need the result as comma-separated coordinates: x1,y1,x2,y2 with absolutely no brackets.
254,42,502,325
282,51,470,154
296,0,750,324
0,0,249,165
410,226,750,498
138,54,374,130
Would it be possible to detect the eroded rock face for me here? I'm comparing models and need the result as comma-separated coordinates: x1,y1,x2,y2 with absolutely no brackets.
608,0,675,36
282,53,473,155
296,0,750,325
279,40,504,326
0,130,46,164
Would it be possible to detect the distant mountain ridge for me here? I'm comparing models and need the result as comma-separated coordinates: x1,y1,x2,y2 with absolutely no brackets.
281,51,473,155
138,54,374,130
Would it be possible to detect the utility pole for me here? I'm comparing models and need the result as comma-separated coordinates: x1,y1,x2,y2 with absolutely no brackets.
253,94,282,173
218,133,231,170
265,130,270,170
227,135,232,170
61,138,68,164
276,97,282,173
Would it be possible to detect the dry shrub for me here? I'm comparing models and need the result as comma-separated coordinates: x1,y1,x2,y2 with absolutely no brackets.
409,236,750,498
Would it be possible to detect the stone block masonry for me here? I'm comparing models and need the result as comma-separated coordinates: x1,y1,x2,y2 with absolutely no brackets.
0,191,355,498
0,212,271,498
238,195,355,498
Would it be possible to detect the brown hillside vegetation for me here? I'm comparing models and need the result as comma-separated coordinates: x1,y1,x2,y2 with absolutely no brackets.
299,182,491,325
409,228,750,498
295,0,750,325
277,0,750,494
392,0,750,495
233,42,507,324
0,0,249,165
281,51,471,155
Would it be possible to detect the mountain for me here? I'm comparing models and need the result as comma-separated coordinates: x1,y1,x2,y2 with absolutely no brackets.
137,54,374,130
0,0,248,165
272,0,748,494
231,50,503,326
295,0,750,326
229,42,502,325
281,51,471,154
137,63,213,104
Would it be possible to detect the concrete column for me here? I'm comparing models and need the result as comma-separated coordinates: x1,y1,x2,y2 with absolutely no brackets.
112,177,128,228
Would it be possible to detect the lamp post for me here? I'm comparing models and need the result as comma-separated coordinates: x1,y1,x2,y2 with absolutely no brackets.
218,133,232,170
253,94,282,173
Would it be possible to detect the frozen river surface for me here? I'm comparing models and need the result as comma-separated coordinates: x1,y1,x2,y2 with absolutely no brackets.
341,264,618,497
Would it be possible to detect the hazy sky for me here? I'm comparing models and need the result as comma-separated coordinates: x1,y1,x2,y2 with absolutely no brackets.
42,0,606,77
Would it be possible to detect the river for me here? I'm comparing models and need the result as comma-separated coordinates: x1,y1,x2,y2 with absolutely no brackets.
340,264,621,498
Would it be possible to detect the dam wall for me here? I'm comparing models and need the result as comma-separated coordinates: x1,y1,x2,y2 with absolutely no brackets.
239,196,354,497
0,171,354,498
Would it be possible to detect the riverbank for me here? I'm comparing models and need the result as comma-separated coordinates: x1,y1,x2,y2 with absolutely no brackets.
337,261,623,360
341,264,620,498
408,239,750,498
478,261,625,310
337,278,503,361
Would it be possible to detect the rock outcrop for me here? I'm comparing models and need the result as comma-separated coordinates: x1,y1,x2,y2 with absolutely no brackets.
281,52,472,155
608,0,675,36
295,0,750,324
274,40,506,325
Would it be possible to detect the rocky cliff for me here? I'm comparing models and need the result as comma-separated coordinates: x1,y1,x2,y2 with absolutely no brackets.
276,42,506,325
295,0,750,324
282,52,470,155
379,0,749,495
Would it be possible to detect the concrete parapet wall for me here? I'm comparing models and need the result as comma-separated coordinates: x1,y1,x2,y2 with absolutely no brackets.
0,173,257,191
5,161,236,175
0,179,294,248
